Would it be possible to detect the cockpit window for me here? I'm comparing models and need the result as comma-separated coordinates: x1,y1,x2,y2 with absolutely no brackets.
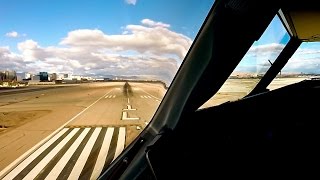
200,15,289,108
267,42,320,90
0,0,214,179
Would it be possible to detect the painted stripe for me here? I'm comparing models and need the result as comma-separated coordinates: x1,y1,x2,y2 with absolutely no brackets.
2,126,126,180
67,128,102,180
90,128,114,180
0,88,115,179
121,112,139,120
22,128,80,180
3,128,70,180
101,127,119,172
79,128,107,179
45,128,90,180
35,128,85,180
139,88,161,101
57,128,95,180
123,105,137,111
113,127,126,161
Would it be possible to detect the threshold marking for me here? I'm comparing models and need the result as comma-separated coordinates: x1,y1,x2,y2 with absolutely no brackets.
0,88,114,179
1,127,126,180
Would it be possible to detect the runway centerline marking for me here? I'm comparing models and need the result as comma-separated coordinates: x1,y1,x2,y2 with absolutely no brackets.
122,105,136,111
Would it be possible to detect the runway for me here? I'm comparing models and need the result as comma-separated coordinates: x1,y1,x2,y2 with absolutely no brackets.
0,82,165,179
2,127,125,180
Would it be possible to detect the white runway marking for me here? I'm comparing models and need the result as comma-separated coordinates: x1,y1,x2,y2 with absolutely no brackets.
140,95,152,99
123,105,136,111
2,127,126,180
46,128,90,180
90,128,114,180
2,128,69,180
121,112,139,120
23,128,80,180
0,89,114,179
105,95,116,98
68,128,102,180
138,88,162,101
113,127,126,161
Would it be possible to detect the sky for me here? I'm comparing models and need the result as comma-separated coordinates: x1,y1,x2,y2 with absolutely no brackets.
235,15,320,75
0,0,214,84
1,0,320,85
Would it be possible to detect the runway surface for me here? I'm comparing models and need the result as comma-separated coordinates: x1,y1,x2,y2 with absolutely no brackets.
0,82,165,179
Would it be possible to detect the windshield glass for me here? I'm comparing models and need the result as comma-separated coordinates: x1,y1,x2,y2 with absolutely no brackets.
267,42,320,90
200,15,290,108
0,0,214,179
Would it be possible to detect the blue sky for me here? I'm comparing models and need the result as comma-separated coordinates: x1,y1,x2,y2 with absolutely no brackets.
0,0,212,50
1,0,320,85
236,15,320,75
0,0,215,84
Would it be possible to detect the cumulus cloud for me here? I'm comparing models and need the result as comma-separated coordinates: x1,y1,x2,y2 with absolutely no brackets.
0,46,24,71
1,19,192,85
283,47,320,74
5,31,19,38
125,0,137,5
141,19,170,28
60,22,191,59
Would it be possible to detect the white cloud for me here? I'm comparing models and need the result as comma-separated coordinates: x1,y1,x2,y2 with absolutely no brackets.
248,43,285,54
1,19,192,84
61,20,191,59
236,43,320,74
125,0,137,5
283,47,320,73
5,31,19,38
141,19,170,28
0,46,24,71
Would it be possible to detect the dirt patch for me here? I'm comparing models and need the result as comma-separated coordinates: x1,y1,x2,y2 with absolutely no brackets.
0,110,51,132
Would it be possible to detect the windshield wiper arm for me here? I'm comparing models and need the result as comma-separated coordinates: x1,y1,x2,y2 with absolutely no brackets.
248,37,302,96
